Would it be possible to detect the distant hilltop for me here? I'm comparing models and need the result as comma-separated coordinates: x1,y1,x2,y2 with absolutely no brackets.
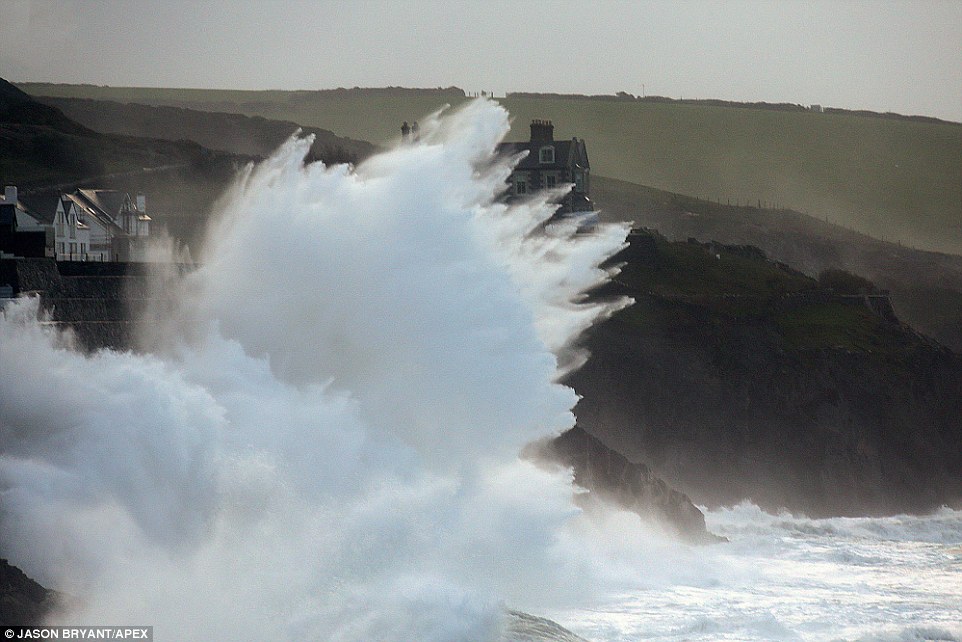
290,86,467,97
20,83,958,125
17,82,468,99
506,91,962,126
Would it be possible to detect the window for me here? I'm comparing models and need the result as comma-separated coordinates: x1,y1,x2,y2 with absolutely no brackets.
539,146,555,164
516,180,527,195
545,174,557,188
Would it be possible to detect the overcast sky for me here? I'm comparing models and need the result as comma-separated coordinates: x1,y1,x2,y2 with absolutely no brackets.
2,0,960,121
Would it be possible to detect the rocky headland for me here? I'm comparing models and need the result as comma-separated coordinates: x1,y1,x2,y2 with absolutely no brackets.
565,230,962,517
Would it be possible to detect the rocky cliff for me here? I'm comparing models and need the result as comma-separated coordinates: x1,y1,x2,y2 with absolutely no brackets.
0,560,56,626
564,230,962,517
592,175,962,352
532,426,719,543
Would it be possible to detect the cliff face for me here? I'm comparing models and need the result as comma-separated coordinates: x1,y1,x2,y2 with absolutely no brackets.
0,560,55,626
564,231,962,517
532,426,719,543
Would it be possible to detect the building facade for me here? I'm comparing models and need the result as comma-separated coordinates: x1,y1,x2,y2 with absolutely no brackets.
66,189,150,262
495,120,593,216
5,187,152,262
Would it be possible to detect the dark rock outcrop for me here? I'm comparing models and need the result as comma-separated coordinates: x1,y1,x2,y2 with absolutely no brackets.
565,230,962,517
0,559,56,626
534,426,720,543
503,610,589,642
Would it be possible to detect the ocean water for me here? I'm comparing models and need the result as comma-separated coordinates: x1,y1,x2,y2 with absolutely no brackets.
547,503,962,642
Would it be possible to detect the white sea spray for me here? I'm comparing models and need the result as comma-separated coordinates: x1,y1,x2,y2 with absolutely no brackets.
0,99,633,641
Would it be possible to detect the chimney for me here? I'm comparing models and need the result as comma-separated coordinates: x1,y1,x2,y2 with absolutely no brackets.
3,186,17,204
529,119,554,142
136,194,146,212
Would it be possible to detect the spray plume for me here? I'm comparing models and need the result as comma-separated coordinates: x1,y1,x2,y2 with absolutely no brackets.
1,100,633,640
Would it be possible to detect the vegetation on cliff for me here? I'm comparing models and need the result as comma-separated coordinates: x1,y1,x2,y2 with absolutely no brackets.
35,96,375,165
592,175,962,352
566,229,962,517
0,77,237,188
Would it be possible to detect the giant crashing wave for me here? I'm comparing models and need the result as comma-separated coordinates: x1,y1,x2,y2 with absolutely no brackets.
0,99,640,641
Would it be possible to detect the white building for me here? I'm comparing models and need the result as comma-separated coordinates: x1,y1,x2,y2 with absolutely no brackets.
54,196,92,260
15,187,151,262
15,191,91,260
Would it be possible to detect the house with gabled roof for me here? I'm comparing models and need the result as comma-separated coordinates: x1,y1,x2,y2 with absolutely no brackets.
6,186,151,262
67,189,150,262
495,120,594,218
18,192,91,261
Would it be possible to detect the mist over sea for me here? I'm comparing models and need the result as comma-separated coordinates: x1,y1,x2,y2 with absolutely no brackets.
1,99,958,641
552,503,962,642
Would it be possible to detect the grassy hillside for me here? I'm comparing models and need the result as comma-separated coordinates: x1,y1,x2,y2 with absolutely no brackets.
0,78,238,189
605,233,909,355
592,174,962,351
0,77,250,253
36,96,376,163
19,83,962,255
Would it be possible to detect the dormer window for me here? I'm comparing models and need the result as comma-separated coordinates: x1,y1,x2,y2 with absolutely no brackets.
539,146,555,164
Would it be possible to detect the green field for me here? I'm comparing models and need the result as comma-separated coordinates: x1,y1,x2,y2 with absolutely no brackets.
19,83,962,255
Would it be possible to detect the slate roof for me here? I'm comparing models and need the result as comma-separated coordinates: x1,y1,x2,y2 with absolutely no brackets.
18,193,62,225
76,189,130,218
66,192,126,234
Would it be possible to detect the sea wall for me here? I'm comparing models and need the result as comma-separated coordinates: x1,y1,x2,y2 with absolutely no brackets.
0,258,167,350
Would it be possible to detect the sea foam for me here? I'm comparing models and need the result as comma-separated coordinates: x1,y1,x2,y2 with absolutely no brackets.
0,99,632,641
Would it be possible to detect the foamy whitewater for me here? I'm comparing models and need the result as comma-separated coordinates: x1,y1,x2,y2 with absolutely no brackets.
551,503,962,642
0,100,959,641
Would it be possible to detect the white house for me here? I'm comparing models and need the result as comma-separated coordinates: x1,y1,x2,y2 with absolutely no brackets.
14,187,152,262
16,191,91,260
68,189,150,262
53,196,92,261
